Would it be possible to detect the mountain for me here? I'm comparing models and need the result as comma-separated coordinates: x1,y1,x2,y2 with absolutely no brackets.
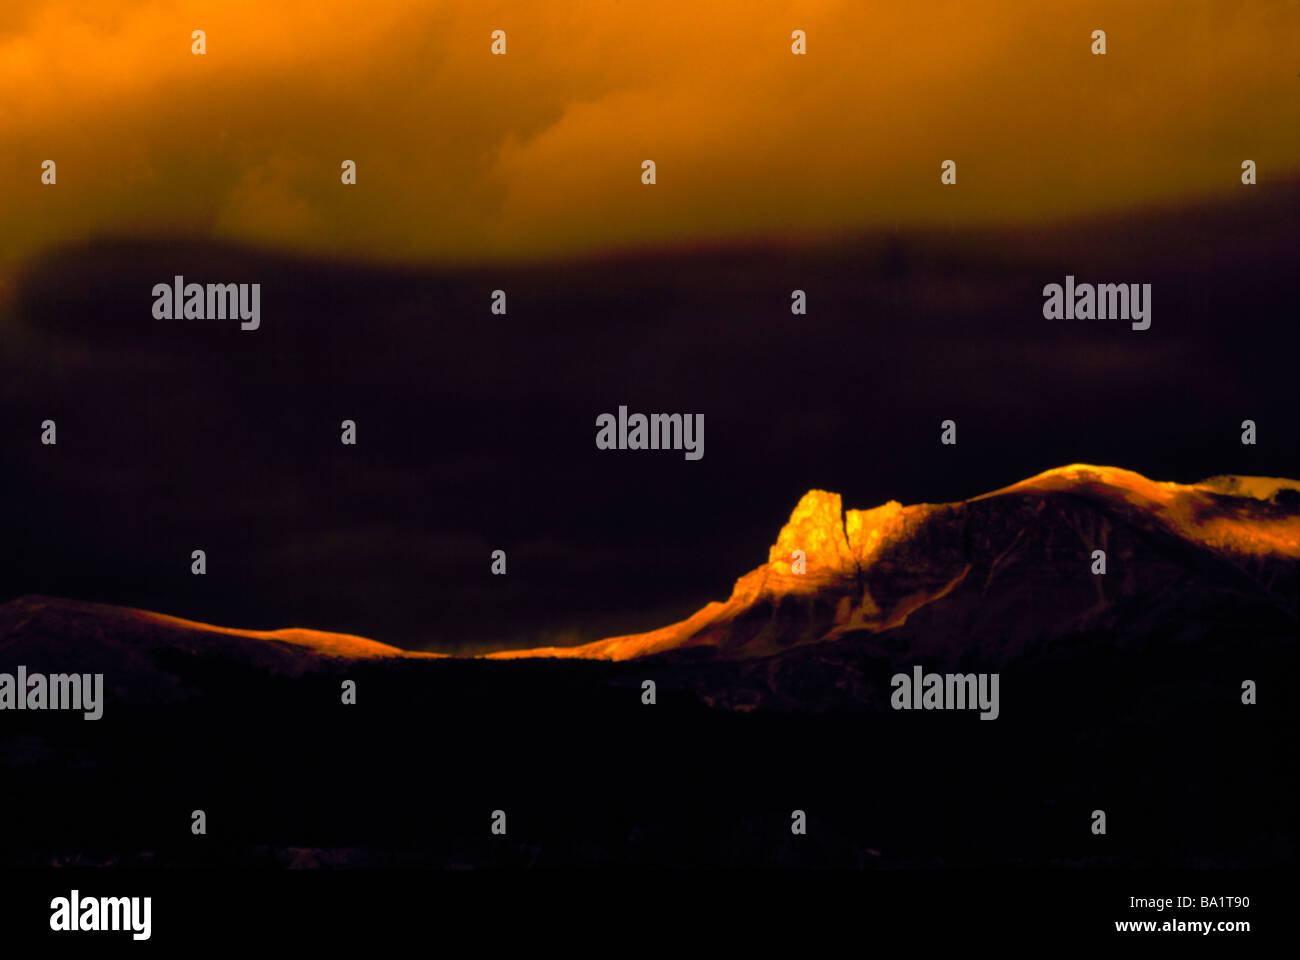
0,598,442,706
4,464,1296,682
489,464,1300,662
4,462,1294,715
1,464,1294,869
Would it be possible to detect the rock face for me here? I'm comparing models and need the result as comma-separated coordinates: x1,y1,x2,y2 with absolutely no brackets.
489,464,1300,662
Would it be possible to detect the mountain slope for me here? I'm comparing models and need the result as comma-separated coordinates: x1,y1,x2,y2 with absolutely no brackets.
3,465,1295,672
0,596,442,705
488,465,1300,661
0,465,1294,868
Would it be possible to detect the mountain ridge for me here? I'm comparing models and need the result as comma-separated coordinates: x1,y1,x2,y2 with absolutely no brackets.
2,465,1295,669
487,464,1300,661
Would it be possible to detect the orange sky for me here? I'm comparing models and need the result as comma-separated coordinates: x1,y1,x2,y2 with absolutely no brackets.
2,0,1297,271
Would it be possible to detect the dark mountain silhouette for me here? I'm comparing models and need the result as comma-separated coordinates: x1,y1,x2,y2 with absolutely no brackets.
0,465,1294,869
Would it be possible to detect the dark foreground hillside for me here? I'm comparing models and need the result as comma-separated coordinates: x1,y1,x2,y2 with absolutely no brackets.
1,585,1292,870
